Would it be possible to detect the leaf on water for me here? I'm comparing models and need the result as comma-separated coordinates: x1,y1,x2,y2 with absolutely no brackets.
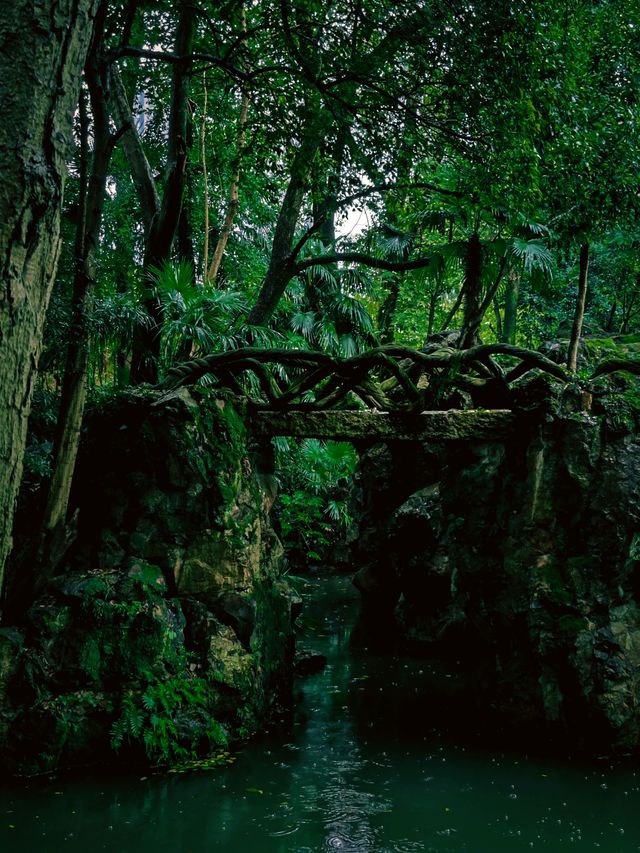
168,752,236,774
269,826,300,837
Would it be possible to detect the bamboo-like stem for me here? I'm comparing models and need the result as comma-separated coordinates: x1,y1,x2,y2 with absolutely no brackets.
567,242,590,373
206,3,249,284
201,72,209,278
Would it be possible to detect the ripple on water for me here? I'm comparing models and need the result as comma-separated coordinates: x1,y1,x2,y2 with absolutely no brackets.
319,783,395,852
324,829,376,851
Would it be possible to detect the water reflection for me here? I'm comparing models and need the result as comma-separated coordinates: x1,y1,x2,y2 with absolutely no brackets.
2,575,640,851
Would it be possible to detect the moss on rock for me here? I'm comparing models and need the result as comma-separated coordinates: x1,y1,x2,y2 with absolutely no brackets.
0,390,294,775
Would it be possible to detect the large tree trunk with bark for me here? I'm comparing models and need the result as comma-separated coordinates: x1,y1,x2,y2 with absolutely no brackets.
0,0,99,604
39,21,114,584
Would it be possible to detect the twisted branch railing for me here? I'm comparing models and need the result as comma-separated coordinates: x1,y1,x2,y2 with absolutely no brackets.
158,343,571,412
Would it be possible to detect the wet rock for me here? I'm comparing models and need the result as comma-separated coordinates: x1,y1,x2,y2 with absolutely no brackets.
294,647,328,676
351,373,640,754
0,390,294,775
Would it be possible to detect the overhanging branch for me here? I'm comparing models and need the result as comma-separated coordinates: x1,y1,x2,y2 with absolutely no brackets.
294,252,434,273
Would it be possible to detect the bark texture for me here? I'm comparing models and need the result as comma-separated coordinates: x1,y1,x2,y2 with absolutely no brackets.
502,268,520,344
0,0,100,599
40,21,114,579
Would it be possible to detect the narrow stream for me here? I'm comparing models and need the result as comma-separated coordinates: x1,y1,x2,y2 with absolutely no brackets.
2,575,640,851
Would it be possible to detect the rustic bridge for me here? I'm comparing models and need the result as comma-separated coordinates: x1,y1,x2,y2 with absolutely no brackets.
158,342,577,441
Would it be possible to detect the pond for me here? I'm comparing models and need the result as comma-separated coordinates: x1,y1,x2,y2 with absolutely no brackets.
2,575,640,852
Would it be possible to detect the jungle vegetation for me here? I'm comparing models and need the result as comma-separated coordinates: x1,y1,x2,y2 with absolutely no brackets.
1,0,639,603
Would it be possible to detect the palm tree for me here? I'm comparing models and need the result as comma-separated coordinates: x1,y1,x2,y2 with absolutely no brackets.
286,239,378,356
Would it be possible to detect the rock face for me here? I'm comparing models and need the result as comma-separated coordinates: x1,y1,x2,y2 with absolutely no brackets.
352,377,640,753
0,389,294,774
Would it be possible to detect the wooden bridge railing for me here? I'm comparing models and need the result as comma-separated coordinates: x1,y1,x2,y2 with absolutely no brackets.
159,343,569,413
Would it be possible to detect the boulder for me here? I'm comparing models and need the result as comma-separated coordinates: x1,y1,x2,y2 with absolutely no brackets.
0,390,295,774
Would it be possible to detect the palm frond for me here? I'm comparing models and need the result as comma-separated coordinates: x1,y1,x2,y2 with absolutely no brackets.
315,318,339,352
376,224,413,260
413,209,450,232
148,259,197,301
199,290,248,317
326,292,374,335
290,309,317,340
338,333,358,357
338,266,375,294
91,293,153,344
510,237,553,277
301,264,339,289
239,324,289,348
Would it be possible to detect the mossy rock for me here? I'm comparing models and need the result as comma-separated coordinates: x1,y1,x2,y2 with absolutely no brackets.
0,389,294,774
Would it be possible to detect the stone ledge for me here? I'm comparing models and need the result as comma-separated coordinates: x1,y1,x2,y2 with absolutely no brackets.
249,409,518,442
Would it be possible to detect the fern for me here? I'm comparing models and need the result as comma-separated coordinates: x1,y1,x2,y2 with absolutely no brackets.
109,675,228,765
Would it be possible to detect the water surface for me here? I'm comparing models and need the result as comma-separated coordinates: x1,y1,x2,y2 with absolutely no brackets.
2,575,640,851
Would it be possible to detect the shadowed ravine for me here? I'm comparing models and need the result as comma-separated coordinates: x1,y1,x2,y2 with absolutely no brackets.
2,575,640,852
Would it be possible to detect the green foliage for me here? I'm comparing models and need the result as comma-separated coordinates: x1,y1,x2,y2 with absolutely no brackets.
20,387,59,490
278,491,330,563
110,674,227,766
149,260,248,362
22,438,54,486
275,439,357,565
286,250,377,357
29,0,640,398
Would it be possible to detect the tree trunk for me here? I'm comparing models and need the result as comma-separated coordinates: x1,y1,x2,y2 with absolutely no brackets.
130,1,195,384
460,244,508,349
246,108,325,326
567,242,590,373
605,300,617,333
492,297,503,341
108,67,160,232
201,74,210,277
427,290,439,338
619,280,639,334
502,267,520,344
0,0,99,602
377,277,400,344
459,232,483,348
207,3,250,285
39,25,113,581
206,88,250,285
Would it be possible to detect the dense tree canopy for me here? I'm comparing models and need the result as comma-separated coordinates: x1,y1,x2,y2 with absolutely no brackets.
1,0,639,602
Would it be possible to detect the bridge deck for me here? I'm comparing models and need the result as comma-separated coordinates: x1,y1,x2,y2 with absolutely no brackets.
249,409,518,442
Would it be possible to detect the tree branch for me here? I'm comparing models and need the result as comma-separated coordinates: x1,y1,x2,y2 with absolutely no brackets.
294,252,434,274
114,45,247,83
108,66,160,232
289,181,463,261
